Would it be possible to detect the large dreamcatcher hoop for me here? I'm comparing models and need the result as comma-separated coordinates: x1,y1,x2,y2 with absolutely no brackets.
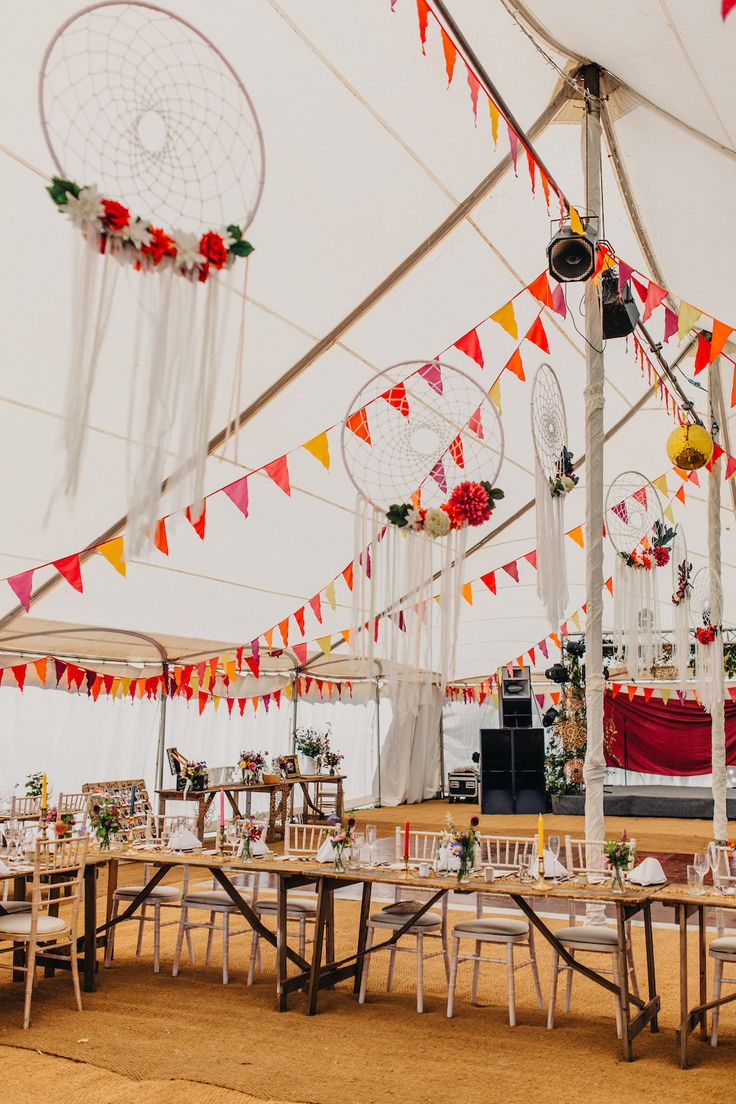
530,363,578,626
691,567,724,713
605,471,671,680
670,525,693,689
39,3,265,539
341,360,504,699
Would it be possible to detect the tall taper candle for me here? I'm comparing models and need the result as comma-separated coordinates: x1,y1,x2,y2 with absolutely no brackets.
219,790,225,828
403,820,410,860
41,773,47,810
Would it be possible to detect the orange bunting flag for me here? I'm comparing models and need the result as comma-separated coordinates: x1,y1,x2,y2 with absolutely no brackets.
504,348,525,382
526,148,536,194
340,628,352,645
627,685,637,701
441,27,456,83
528,647,536,666
294,606,305,635
263,628,274,652
567,526,584,548
53,553,83,592
342,563,354,591
454,328,484,368
278,619,289,647
490,301,518,340
33,658,47,684
264,455,291,496
97,537,126,577
153,519,169,555
346,408,372,445
461,582,473,605
549,632,561,648
675,485,686,504
710,318,734,363
525,316,550,353
526,272,554,308
302,431,331,469
380,382,410,417
185,502,206,540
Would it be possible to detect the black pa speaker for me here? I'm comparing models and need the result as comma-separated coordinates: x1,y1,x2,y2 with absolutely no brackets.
602,270,639,339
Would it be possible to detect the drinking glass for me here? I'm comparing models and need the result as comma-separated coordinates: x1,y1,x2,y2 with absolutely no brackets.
707,841,721,892
518,853,531,883
693,851,708,891
715,848,732,894
352,832,365,867
548,835,561,881
365,823,378,867
687,864,700,895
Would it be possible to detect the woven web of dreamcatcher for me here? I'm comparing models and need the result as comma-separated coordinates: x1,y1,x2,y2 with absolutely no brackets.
605,471,663,555
692,567,723,629
671,525,688,589
39,2,264,231
341,361,504,512
531,362,567,479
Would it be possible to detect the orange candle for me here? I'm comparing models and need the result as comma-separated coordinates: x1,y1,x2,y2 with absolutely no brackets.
403,820,410,860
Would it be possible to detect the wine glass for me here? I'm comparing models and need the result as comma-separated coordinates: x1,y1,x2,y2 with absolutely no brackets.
693,851,708,891
548,835,561,882
707,841,721,893
365,823,378,867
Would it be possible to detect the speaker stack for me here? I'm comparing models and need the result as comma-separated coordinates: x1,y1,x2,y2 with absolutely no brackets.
480,666,546,814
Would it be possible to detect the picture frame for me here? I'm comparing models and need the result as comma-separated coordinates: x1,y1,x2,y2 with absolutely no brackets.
281,754,300,778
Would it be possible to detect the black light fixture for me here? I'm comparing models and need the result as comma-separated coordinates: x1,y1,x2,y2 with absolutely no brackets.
544,662,568,685
601,268,639,339
565,638,586,658
547,218,597,283
542,706,559,728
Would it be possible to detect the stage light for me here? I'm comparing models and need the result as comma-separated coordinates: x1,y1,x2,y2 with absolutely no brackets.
601,269,639,339
565,639,585,658
545,663,568,685
666,423,713,471
542,706,558,728
547,221,597,283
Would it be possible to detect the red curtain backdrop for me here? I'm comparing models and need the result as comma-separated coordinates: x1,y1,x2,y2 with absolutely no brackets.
604,690,736,775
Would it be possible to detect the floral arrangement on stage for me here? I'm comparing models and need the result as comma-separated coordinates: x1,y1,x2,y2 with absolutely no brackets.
328,815,356,872
549,446,579,498
445,814,481,883
386,480,504,537
179,761,208,792
47,177,254,283
620,520,675,570
323,748,344,775
604,832,633,892
239,815,264,861
25,771,44,798
90,797,122,851
238,751,266,784
295,725,331,770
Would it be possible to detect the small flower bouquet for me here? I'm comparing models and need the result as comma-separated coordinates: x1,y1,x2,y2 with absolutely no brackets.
239,815,264,861
90,798,122,851
328,816,356,872
696,624,717,646
604,833,633,891
549,446,579,498
386,479,504,538
447,815,481,883
323,748,344,775
45,806,75,839
178,761,208,792
25,771,44,799
295,726,329,771
238,750,266,784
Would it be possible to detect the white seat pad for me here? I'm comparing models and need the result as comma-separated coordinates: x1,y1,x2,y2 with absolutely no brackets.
114,884,181,900
255,897,317,915
0,900,32,914
369,910,442,929
710,936,736,956
0,914,68,938
454,917,528,938
555,925,618,946
184,890,247,908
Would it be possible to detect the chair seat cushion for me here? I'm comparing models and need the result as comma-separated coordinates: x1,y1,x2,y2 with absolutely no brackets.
710,935,736,956
255,897,317,915
0,900,31,914
184,890,244,908
0,914,67,938
114,884,181,900
555,924,618,946
369,910,442,929
454,917,528,938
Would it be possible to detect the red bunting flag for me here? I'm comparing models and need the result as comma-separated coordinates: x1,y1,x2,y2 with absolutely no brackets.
417,0,430,52
11,665,26,692
223,475,249,518
293,642,308,666
346,408,371,446
185,502,206,539
641,281,667,323
449,435,464,468
480,571,496,594
153,519,169,555
294,606,305,635
725,454,736,481
501,561,519,582
264,455,291,495
454,328,484,368
694,333,711,374
724,0,736,18
53,553,83,592
380,382,409,417
8,570,34,612
526,272,554,308
343,563,354,591
244,655,260,679
526,149,536,195
525,316,550,353
309,593,323,624
467,406,484,438
611,683,621,697
524,551,537,570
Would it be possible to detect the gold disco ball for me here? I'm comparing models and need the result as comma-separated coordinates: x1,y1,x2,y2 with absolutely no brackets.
666,423,713,471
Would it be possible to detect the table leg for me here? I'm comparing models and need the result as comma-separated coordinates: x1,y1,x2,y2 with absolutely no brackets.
698,905,708,1041
679,903,689,1069
158,792,166,819
616,908,633,1062
276,874,289,1012
83,863,98,992
336,779,344,820
306,880,331,1016
643,902,659,1033
325,884,336,990
353,882,372,995
105,858,119,929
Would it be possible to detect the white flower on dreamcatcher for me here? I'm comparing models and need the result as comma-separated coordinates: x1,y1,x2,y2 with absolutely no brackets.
216,225,236,251
124,218,152,250
424,507,451,538
173,230,205,272
405,506,424,532
63,185,103,228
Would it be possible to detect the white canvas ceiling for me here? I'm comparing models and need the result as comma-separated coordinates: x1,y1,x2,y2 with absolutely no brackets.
0,0,735,685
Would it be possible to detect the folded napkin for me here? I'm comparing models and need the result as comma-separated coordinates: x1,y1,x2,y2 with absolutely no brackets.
167,828,201,851
433,846,460,874
0,859,9,874
315,837,336,863
250,835,268,856
627,856,666,885
530,849,568,880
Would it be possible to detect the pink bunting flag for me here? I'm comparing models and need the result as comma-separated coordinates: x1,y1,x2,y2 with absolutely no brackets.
467,406,484,439
264,456,291,496
223,475,249,518
293,642,308,666
466,67,480,124
454,328,484,368
429,460,447,494
507,125,519,174
551,283,567,319
663,306,678,343
642,281,667,323
8,570,33,612
309,593,323,624
538,639,549,659
617,260,634,292
417,362,443,394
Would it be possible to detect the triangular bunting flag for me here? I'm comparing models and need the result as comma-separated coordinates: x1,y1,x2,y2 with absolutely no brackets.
677,301,702,342
417,362,443,394
468,406,485,438
8,570,34,612
33,658,47,684
429,460,447,494
567,526,584,548
294,606,305,635
185,502,206,539
710,318,734,363
293,642,308,666
480,571,496,594
466,68,480,124
449,435,464,468
303,431,331,469
97,537,126,576
264,455,291,495
309,593,323,624
501,561,519,583
53,553,83,593
454,328,484,368
342,563,354,591
380,382,410,417
278,619,289,648
641,281,667,323
324,580,336,611
627,685,637,701
490,301,518,340
504,348,525,382
527,272,554,308
153,519,168,555
663,306,678,343
440,27,456,83
525,316,550,353
652,474,669,495
524,551,537,569
222,475,249,518
488,379,502,414
316,635,332,657
461,582,473,605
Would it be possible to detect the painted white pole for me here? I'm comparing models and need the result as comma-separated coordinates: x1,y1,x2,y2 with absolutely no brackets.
709,361,727,842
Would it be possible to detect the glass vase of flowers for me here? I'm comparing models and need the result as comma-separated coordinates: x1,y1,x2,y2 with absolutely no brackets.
323,748,344,776
90,798,122,851
449,816,481,883
239,815,264,861
238,751,266,785
328,816,355,872
604,833,633,892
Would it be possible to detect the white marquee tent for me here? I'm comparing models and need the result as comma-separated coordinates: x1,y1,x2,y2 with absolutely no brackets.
1,0,735,806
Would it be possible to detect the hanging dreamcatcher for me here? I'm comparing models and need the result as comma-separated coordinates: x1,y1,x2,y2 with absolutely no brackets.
40,3,265,541
691,567,724,714
341,360,504,701
605,472,674,680
670,525,693,689
530,363,579,626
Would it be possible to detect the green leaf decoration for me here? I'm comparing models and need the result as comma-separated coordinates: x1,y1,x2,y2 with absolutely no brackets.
47,176,81,207
229,239,254,258
386,503,410,527
226,224,243,241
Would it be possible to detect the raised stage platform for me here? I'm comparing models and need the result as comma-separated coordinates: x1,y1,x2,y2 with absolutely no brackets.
553,785,736,819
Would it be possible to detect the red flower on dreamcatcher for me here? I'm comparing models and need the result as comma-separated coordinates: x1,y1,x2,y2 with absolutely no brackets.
199,231,228,269
696,625,716,646
652,545,670,567
101,199,130,233
449,481,493,527
142,226,177,266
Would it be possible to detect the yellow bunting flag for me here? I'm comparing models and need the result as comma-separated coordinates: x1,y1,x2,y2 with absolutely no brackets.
567,526,584,548
677,301,701,342
302,431,331,470
462,582,473,605
490,301,518,340
570,611,581,631
97,537,126,577
488,378,502,414
111,678,121,699
660,688,671,705
316,635,332,657
324,580,336,611
652,474,669,496
283,683,292,700
663,503,675,523
212,695,221,712
569,206,584,234
120,678,132,698
488,99,499,146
